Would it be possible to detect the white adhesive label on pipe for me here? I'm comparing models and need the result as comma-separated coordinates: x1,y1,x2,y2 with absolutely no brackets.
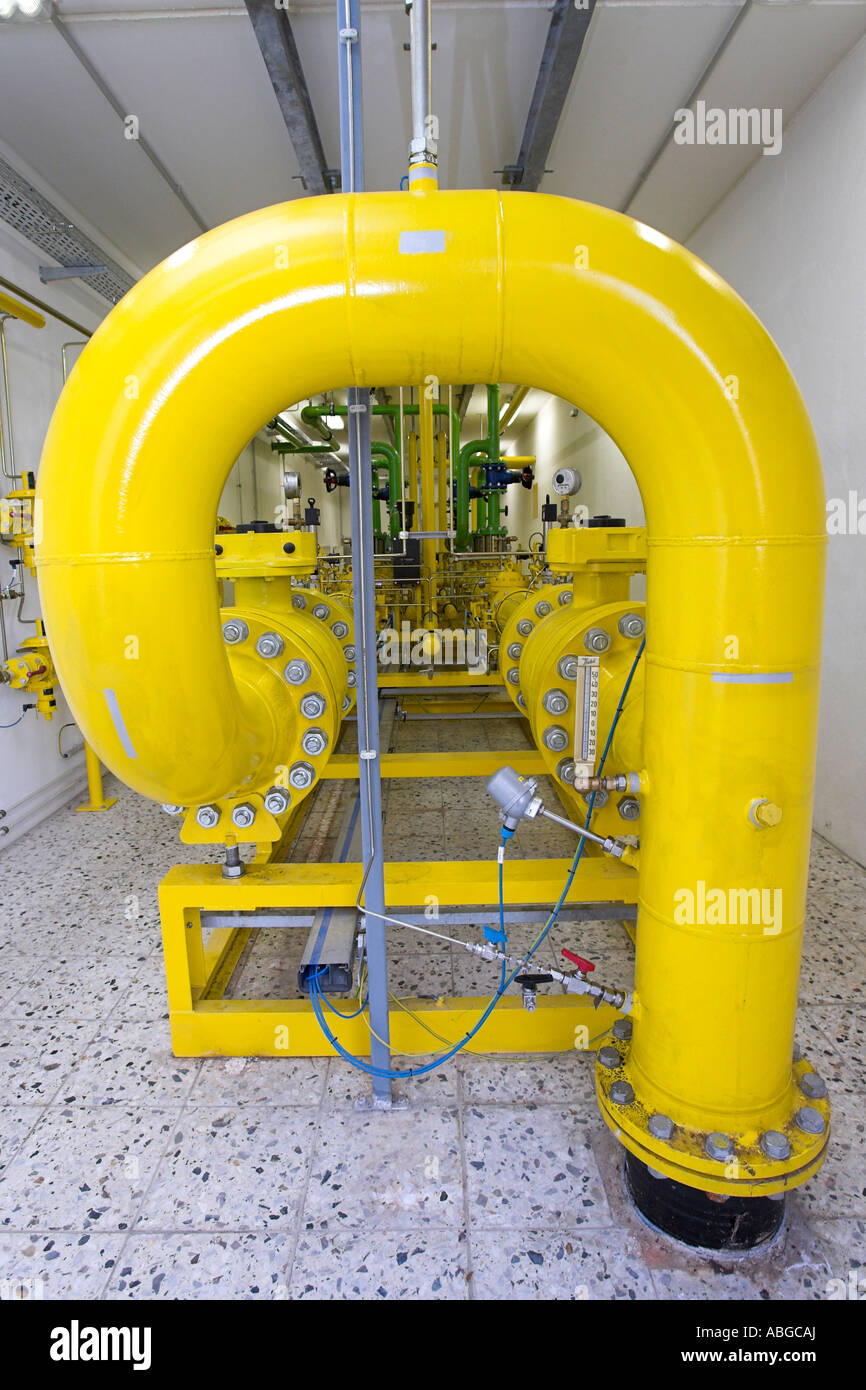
104,688,137,758
398,230,446,255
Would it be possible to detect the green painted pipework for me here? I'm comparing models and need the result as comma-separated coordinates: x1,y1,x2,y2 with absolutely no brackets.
371,442,402,541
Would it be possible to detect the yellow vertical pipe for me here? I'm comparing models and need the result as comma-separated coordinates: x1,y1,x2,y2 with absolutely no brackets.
436,429,447,535
76,741,117,813
419,387,436,618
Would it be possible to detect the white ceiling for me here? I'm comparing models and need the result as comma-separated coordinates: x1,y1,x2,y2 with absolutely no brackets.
2,0,865,277
0,0,864,441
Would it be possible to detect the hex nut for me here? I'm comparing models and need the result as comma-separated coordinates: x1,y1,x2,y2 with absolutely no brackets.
760,1129,791,1161
795,1106,825,1135
542,688,569,716
581,787,609,809
507,642,523,660
288,761,316,791
263,787,290,815
618,796,641,821
535,601,552,618
161,804,184,816
792,1043,802,1063
344,645,357,661
556,758,575,784
648,1113,675,1141
291,594,306,609
610,1080,634,1106
618,612,645,640
347,671,357,687
799,1071,827,1100
705,1132,735,1162
341,695,352,712
312,603,330,621
507,668,520,685
301,727,328,757
222,619,248,645
284,659,311,685
558,590,573,606
332,621,349,640
300,692,326,719
542,725,569,753
612,1017,633,1041
255,631,284,659
584,628,611,653
517,619,533,637
231,802,256,829
516,693,526,709
557,654,579,681
598,1045,621,1070
195,804,220,829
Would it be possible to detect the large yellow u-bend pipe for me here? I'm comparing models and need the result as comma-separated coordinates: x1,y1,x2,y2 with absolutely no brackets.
36,191,827,1194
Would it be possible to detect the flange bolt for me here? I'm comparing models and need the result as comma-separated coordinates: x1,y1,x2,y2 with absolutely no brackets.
231,802,256,829
584,628,611,653
256,632,284,659
543,725,569,753
799,1071,827,1099
557,654,579,681
289,761,316,791
301,727,328,756
263,787,290,815
598,1045,621,1069
610,1080,634,1105
300,692,327,719
284,659,311,685
618,613,645,639
543,688,570,716
648,1113,674,1141
195,804,220,829
222,620,248,645
760,1130,791,1161
705,1132,735,1162
612,1017,633,1041
795,1106,825,1135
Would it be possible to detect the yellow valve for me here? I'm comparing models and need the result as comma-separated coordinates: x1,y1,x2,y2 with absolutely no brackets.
35,189,827,1198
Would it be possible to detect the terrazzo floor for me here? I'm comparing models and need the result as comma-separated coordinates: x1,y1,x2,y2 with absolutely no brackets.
0,707,864,1301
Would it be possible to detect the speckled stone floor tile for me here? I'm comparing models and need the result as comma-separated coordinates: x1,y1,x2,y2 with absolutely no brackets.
0,1231,122,1299
62,1018,200,1108
324,1055,459,1108
0,1106,45,1175
470,1228,654,1299
188,1056,327,1107
459,1053,597,1106
807,1005,866,1089
0,1105,175,1231
305,1107,462,1229
0,1018,101,1105
105,1232,292,1299
6,954,136,1021
462,1104,611,1228
135,1106,318,1231
809,1217,866,1296
289,1227,468,1299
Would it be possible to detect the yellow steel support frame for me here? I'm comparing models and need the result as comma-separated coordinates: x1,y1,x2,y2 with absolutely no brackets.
76,741,118,813
37,190,827,1198
159,856,635,1059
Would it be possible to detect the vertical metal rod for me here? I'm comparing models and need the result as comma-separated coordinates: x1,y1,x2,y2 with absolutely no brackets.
337,0,392,1101
0,317,18,480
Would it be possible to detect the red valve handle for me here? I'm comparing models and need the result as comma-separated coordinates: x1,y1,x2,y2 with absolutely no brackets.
561,948,595,973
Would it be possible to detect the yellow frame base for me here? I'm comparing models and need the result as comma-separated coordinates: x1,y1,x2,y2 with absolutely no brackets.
159,857,638,1059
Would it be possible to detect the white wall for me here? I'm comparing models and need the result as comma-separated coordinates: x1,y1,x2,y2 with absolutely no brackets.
218,435,347,552
687,34,866,866
514,35,866,865
0,222,105,846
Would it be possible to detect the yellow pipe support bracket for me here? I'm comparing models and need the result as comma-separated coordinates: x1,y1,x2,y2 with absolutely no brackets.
37,190,827,1198
76,741,118,812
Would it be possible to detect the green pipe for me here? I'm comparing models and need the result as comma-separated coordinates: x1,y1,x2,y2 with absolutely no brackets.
371,442,402,540
475,465,488,531
456,441,490,550
272,441,336,455
371,463,384,537
302,402,460,487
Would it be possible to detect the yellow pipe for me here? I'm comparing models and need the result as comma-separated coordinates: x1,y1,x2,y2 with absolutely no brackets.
76,741,117,812
499,385,528,432
36,191,826,1195
0,292,45,328
435,428,448,536
419,385,436,615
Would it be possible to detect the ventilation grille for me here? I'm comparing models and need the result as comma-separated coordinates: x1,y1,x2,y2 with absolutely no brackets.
0,155,135,305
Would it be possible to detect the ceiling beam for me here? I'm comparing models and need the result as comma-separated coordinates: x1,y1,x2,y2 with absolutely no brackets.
502,0,597,191
244,0,336,196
